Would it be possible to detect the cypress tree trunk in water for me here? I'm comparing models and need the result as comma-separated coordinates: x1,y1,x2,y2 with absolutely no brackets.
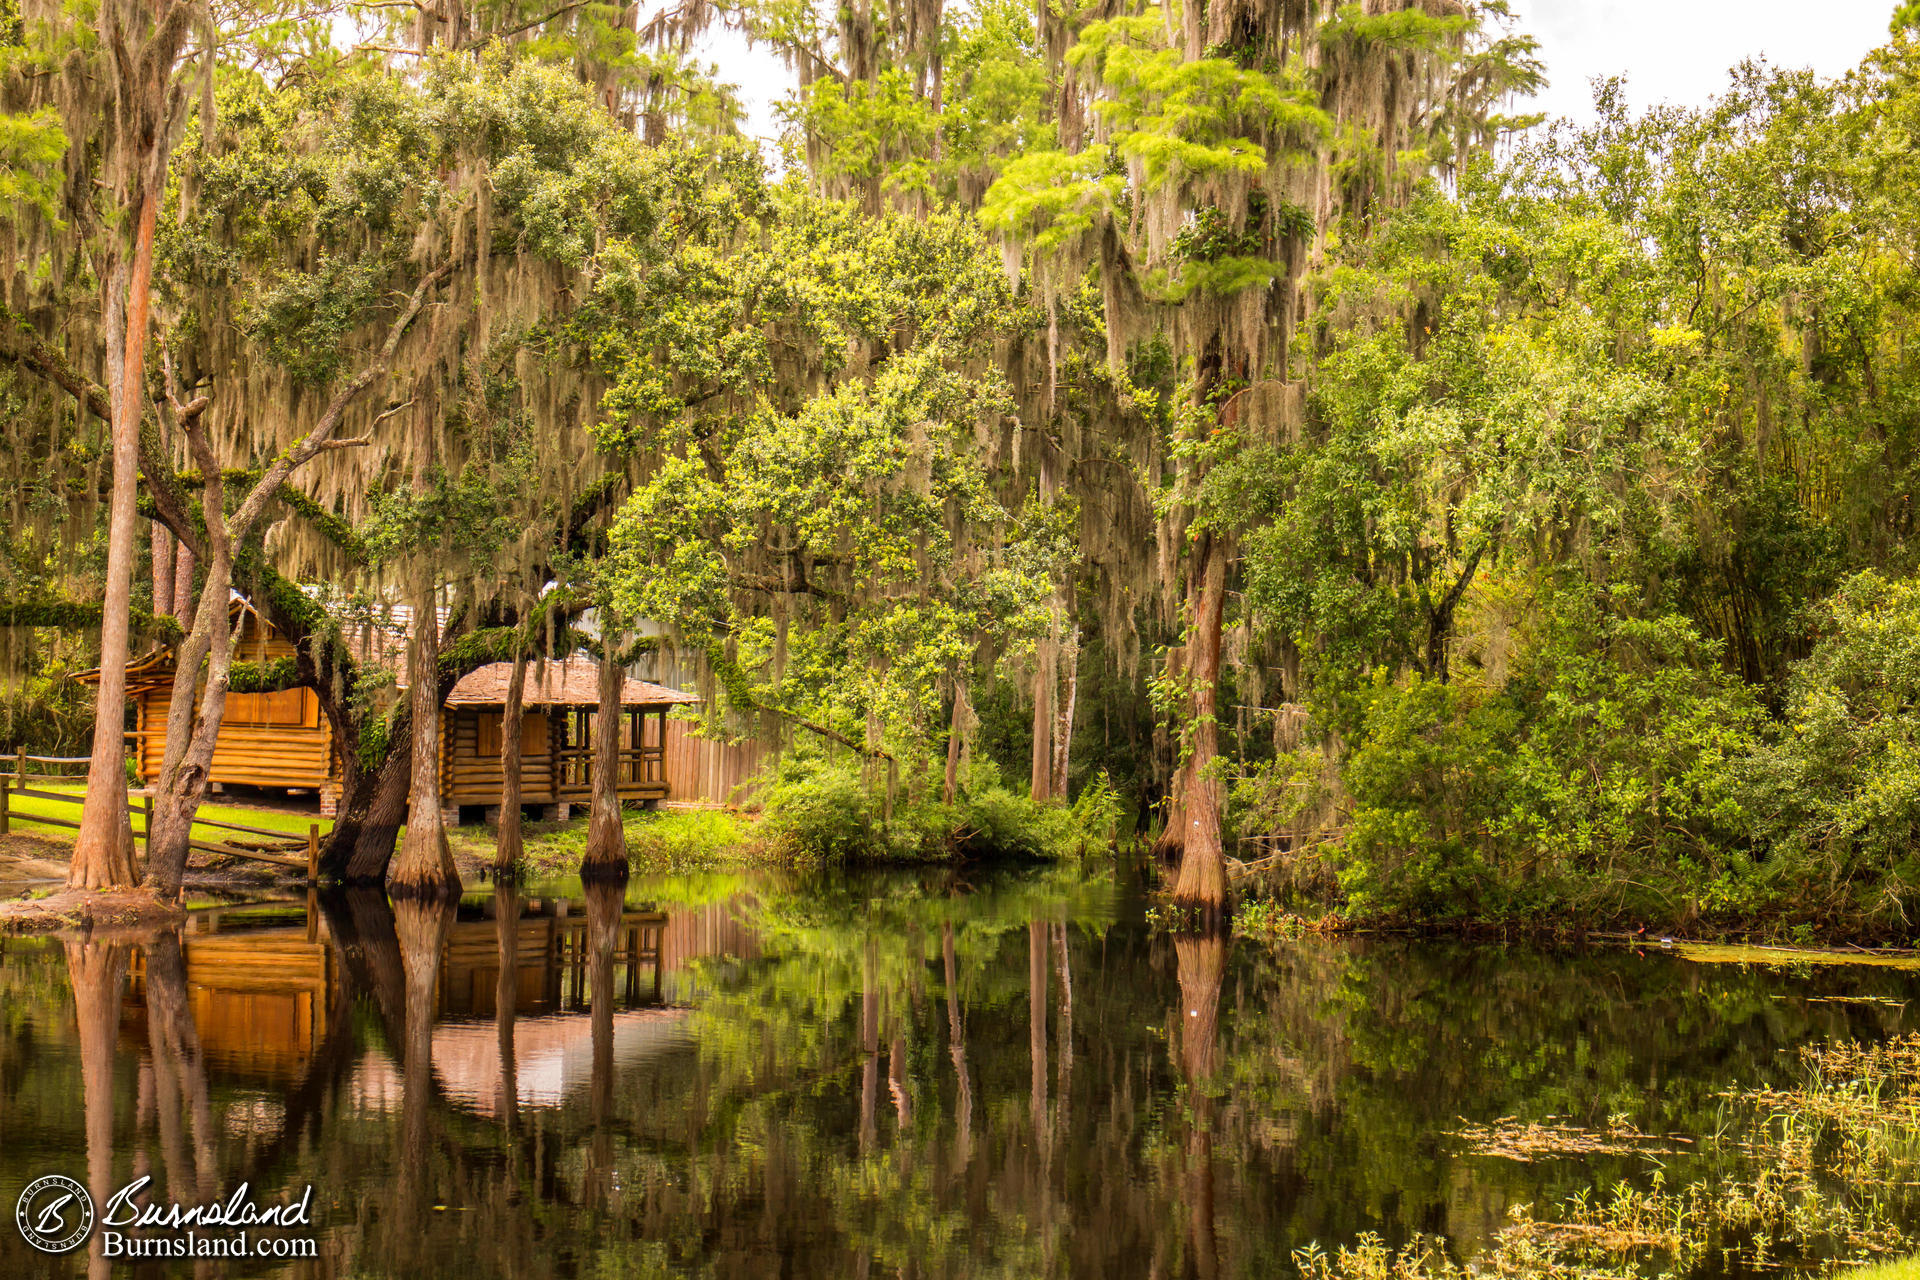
494,883,522,1132
495,647,528,876
1175,930,1225,1280
942,921,973,1169
1029,919,1048,1152
584,880,622,1209
390,582,460,897
340,735,412,882
1171,533,1229,919
582,641,628,881
142,931,214,1204
943,685,965,805
394,897,456,1269
66,938,129,1280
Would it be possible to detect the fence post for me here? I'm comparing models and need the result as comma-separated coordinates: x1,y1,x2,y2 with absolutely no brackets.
0,770,9,836
307,823,320,884
140,795,153,852
14,750,23,788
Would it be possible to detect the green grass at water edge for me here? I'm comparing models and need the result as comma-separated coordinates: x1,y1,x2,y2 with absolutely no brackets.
4,783,330,846
448,806,760,878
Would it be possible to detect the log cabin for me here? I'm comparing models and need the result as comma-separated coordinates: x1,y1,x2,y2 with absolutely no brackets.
91,603,702,820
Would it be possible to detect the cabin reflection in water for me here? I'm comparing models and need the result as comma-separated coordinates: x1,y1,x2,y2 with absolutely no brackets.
119,894,761,1113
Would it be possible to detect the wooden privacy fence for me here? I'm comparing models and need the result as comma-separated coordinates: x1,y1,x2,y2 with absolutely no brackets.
662,718,765,808
0,751,320,881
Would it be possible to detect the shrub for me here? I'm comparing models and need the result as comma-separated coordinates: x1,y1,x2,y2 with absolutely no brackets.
756,752,1104,866
1738,571,1920,924
1335,598,1761,924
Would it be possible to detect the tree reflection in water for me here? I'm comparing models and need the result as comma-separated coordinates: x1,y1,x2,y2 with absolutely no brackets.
8,865,1920,1279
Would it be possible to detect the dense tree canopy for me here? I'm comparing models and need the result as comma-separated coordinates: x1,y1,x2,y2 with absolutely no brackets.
3,0,1920,934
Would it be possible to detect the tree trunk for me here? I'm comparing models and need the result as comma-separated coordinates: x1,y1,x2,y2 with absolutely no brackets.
1170,532,1229,920
942,682,968,805
942,920,972,1168
171,537,195,622
584,880,621,1208
582,640,627,881
390,579,460,897
66,938,129,1280
143,467,234,902
1051,626,1079,800
341,732,412,882
1174,930,1225,1280
493,883,522,1131
495,646,528,875
142,930,215,1206
150,522,174,618
70,191,161,891
1028,918,1049,1154
1029,626,1054,803
393,895,455,1268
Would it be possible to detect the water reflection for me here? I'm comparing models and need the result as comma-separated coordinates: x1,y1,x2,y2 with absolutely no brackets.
2,867,1920,1277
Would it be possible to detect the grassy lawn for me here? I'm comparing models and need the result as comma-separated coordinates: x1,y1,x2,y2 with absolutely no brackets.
2,781,330,848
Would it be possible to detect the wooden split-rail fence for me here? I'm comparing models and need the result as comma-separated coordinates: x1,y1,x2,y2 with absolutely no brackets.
0,751,320,881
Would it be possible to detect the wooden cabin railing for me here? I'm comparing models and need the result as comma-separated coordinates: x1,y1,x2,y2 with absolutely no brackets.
549,745,666,792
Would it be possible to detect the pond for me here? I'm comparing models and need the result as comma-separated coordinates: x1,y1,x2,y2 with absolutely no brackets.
1,859,1917,1277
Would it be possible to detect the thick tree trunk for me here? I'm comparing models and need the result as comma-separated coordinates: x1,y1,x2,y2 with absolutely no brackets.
582,641,627,881
1171,532,1229,919
494,646,528,875
341,733,412,882
390,581,460,897
70,194,160,891
144,467,235,902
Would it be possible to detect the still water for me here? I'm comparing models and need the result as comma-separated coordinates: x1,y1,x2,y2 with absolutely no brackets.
1,861,1915,1278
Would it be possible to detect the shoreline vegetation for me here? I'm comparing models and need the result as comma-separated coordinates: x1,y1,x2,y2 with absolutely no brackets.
1296,1035,1920,1280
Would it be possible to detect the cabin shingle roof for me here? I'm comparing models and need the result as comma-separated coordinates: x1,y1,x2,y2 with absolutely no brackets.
443,659,700,709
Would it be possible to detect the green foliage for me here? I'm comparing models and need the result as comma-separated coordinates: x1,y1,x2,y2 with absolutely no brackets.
1334,595,1760,923
1738,573,1920,923
756,754,1094,866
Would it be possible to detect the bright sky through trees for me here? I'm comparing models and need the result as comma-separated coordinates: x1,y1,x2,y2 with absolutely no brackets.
1518,0,1892,123
686,0,1896,149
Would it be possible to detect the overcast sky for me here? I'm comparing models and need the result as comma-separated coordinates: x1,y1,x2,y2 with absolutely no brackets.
1517,0,1892,123
698,0,1897,149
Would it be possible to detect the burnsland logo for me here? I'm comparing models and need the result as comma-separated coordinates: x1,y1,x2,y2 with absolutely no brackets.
15,1176,318,1260
14,1175,94,1255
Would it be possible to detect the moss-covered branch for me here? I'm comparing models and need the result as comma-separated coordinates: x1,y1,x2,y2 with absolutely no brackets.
0,597,184,647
